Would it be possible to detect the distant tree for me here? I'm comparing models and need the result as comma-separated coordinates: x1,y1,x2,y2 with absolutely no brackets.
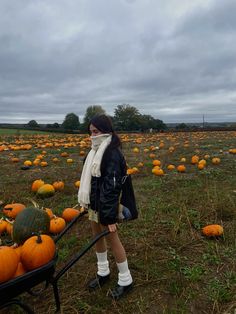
136,115,167,132
138,115,155,131
27,120,39,128
61,113,80,130
52,122,60,128
80,105,106,132
83,105,106,125
113,104,141,131
153,118,167,131
140,115,165,130
46,123,60,129
176,123,189,130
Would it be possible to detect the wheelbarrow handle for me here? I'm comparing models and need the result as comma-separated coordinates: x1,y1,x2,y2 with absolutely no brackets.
53,229,110,283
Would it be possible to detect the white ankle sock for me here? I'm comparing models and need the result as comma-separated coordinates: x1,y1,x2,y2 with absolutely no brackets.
116,260,133,286
96,251,110,277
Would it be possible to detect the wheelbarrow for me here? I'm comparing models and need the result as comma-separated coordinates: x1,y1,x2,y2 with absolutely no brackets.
0,211,110,313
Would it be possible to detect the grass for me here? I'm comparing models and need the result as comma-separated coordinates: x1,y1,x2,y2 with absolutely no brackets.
0,130,236,313
0,128,52,135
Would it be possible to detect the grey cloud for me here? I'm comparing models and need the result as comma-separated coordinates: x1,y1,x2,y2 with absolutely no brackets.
0,0,236,124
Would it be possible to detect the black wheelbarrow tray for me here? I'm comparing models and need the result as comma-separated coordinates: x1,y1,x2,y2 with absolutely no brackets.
0,211,110,313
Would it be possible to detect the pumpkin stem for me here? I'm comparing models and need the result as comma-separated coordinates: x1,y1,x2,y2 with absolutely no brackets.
36,234,43,244
26,198,40,208
5,218,14,224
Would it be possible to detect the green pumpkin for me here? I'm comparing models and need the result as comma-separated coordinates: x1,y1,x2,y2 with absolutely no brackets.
37,184,55,198
12,207,50,244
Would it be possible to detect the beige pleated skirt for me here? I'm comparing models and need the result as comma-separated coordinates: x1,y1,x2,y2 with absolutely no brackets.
88,209,99,223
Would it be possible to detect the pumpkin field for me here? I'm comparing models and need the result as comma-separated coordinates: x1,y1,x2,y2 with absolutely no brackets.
0,129,236,314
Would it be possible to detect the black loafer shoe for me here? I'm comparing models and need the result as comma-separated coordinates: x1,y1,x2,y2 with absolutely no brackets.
88,274,110,290
110,283,133,300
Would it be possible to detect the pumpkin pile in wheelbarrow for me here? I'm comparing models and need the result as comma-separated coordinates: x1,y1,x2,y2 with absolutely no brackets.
0,234,56,283
0,205,55,283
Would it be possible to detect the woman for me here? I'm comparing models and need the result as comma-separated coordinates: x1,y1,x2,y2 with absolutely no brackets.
78,114,137,300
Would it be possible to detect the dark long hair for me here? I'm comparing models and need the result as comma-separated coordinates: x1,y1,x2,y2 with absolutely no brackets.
88,114,121,149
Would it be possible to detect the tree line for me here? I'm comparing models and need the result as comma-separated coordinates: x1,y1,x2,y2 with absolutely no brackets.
27,104,167,132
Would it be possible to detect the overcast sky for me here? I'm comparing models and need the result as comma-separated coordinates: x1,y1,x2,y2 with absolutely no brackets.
0,0,236,124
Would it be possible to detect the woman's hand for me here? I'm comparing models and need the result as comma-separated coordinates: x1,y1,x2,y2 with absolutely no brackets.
108,224,117,232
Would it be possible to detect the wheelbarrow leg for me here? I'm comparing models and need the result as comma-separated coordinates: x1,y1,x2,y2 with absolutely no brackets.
51,230,110,312
52,282,61,313
0,298,35,314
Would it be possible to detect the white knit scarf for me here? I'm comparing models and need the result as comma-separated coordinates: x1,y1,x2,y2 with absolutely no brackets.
78,134,112,208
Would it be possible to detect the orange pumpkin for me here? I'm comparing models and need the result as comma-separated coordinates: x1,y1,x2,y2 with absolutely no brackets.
167,164,175,171
149,153,156,159
44,208,54,219
152,168,164,176
152,159,161,167
0,218,7,234
198,163,205,170
49,216,66,234
52,157,59,162
31,179,45,192
66,158,73,163
191,155,199,164
52,181,65,191
61,152,69,157
3,203,26,219
11,157,20,162
40,161,48,167
13,262,26,278
0,246,19,283
13,245,22,259
24,160,32,166
212,157,221,165
131,167,139,174
177,165,186,173
62,208,80,222
127,168,135,175
74,180,80,188
202,224,223,237
21,234,56,271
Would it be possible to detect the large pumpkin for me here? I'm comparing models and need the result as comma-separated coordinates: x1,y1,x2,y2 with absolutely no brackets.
3,203,26,219
62,207,80,222
31,179,45,192
21,234,56,270
49,216,66,234
52,181,65,191
0,246,19,283
13,262,26,278
12,207,50,244
37,184,55,198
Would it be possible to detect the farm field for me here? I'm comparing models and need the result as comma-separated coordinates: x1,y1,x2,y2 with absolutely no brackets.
0,129,236,314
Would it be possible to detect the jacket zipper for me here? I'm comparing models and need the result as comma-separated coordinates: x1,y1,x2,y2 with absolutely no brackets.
113,171,116,188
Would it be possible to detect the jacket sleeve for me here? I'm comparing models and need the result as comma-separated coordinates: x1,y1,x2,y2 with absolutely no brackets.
99,149,124,225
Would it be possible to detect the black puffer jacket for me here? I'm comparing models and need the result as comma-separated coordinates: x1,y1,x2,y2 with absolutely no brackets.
90,146,127,225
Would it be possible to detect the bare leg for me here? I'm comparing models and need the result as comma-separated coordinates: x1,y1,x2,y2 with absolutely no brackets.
106,229,127,263
91,222,126,262
90,221,107,253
